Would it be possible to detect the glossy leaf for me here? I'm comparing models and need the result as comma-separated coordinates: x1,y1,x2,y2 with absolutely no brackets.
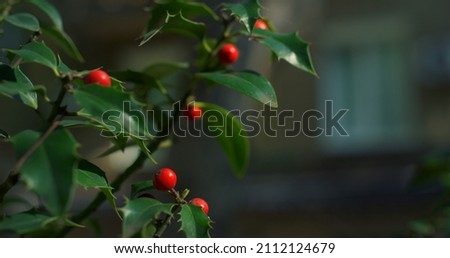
30,0,63,30
179,204,212,238
5,13,40,32
0,213,52,235
73,86,152,140
4,41,58,75
252,29,317,76
146,0,218,29
10,129,78,216
14,67,38,109
0,81,46,107
223,0,261,33
76,160,119,218
121,198,173,237
140,12,206,46
198,71,278,108
42,25,84,62
197,102,250,177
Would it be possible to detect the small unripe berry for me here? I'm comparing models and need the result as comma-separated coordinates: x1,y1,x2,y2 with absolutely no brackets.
218,43,239,65
153,168,177,191
254,19,268,30
190,198,209,215
186,106,202,120
83,69,111,87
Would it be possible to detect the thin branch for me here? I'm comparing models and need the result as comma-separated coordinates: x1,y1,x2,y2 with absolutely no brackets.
0,121,59,203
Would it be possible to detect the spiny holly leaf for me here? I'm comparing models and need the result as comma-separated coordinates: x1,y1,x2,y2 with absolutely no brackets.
10,129,78,216
4,13,40,32
73,85,152,140
0,213,52,235
14,67,38,109
29,0,63,30
252,29,317,76
179,204,212,238
42,25,84,62
223,0,262,33
76,160,120,219
140,12,206,46
4,41,58,75
121,198,173,237
130,181,154,199
196,102,250,177
198,71,278,108
146,0,218,30
0,81,47,103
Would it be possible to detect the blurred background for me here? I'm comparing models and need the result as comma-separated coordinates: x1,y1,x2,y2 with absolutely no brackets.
1,0,450,237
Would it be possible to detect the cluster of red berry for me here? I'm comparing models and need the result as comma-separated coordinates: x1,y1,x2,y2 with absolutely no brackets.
153,168,209,215
80,19,269,217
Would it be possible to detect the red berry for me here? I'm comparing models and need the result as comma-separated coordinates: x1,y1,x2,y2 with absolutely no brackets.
190,198,209,215
254,19,268,30
83,69,111,87
218,43,239,64
186,106,202,120
153,168,177,191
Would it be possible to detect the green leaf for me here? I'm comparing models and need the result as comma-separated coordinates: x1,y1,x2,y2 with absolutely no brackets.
4,13,40,31
76,160,120,219
197,102,250,177
59,119,99,128
4,41,58,75
42,25,84,62
251,29,317,76
198,71,278,108
10,129,78,216
0,81,47,106
131,180,154,199
29,0,63,30
223,0,261,33
179,204,212,238
121,198,173,237
14,67,38,109
73,85,152,140
140,12,206,46
0,213,52,235
146,0,218,29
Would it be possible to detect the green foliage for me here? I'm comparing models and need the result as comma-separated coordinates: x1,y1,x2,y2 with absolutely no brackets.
223,0,262,33
251,30,317,75
5,13,40,31
4,41,59,75
0,0,317,238
197,102,250,177
0,213,52,235
121,198,174,237
198,71,278,108
179,204,212,238
10,129,78,216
